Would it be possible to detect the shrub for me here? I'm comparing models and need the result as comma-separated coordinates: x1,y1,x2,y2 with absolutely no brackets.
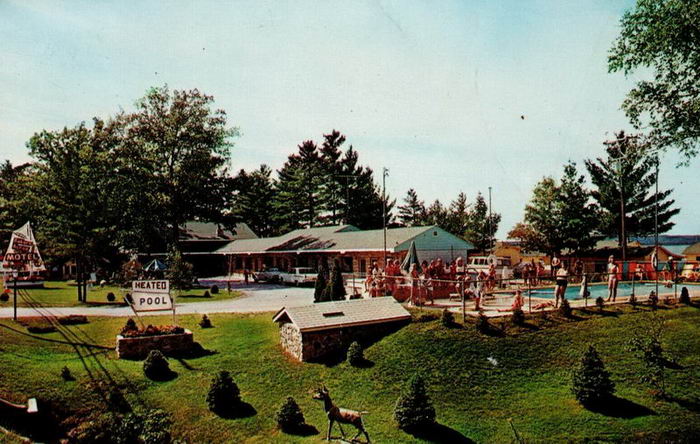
679,287,691,304
441,309,455,327
143,350,172,380
347,341,364,366
476,313,490,333
69,409,171,444
416,313,439,322
120,324,185,338
595,296,605,312
394,374,436,431
203,290,211,298
0,292,9,302
322,262,346,301
121,318,138,335
628,318,668,397
58,315,88,325
571,345,615,406
210,285,219,294
511,307,525,326
628,292,637,307
61,366,74,381
137,408,173,444
648,290,658,309
206,370,241,415
166,247,194,291
106,292,116,302
276,397,305,432
559,299,572,318
26,322,56,334
199,314,213,328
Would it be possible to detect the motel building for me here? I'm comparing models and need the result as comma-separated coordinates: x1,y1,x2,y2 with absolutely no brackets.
216,224,473,275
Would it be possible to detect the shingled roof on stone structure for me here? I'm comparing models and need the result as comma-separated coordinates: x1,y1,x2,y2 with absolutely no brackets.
272,297,411,333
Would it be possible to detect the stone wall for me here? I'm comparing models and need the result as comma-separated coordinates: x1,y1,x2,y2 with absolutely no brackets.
116,329,194,360
279,322,303,361
279,320,410,362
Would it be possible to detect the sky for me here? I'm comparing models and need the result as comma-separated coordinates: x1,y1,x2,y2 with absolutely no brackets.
1,0,698,237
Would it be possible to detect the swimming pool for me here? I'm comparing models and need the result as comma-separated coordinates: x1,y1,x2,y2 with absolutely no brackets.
523,282,700,300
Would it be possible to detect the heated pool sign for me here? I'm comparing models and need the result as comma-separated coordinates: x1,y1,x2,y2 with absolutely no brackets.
131,280,172,312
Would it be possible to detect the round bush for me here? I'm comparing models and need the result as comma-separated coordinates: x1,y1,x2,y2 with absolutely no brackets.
648,291,659,308
206,370,241,414
143,350,171,380
511,307,525,326
347,341,364,366
210,285,219,294
0,292,9,302
595,296,605,311
441,309,455,327
394,374,436,431
559,299,572,318
199,314,213,328
628,292,638,307
276,397,305,432
572,345,615,406
121,318,138,335
203,290,211,298
106,292,116,302
476,313,490,333
679,287,691,305
61,366,73,381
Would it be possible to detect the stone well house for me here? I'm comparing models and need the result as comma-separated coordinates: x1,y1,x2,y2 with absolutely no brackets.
272,297,412,362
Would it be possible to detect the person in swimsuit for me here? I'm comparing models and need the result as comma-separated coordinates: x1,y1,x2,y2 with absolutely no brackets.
554,261,569,308
606,255,619,302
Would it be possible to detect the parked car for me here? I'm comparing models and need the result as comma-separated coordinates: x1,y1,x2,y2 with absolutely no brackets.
255,267,283,283
278,267,317,285
467,256,514,280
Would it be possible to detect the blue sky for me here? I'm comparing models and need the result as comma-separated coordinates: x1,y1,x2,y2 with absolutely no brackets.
1,0,698,236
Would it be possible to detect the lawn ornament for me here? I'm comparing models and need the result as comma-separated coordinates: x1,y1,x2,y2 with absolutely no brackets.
312,386,370,443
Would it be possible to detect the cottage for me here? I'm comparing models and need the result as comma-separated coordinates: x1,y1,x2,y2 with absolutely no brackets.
218,224,473,274
272,297,411,362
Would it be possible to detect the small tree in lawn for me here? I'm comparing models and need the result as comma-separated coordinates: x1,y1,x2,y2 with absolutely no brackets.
143,350,172,381
276,397,305,432
166,247,194,293
571,345,615,406
314,259,329,303
323,262,346,301
206,370,241,415
394,374,436,431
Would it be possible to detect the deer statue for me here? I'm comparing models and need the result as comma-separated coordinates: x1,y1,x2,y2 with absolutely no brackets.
312,386,371,443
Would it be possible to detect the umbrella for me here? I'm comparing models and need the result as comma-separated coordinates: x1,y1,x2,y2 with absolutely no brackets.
144,259,167,272
579,273,589,305
400,241,422,275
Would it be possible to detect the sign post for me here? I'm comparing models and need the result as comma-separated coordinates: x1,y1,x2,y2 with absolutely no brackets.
12,270,18,322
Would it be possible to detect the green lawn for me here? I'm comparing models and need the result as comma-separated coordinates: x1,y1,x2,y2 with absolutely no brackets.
1,304,700,442
0,281,241,308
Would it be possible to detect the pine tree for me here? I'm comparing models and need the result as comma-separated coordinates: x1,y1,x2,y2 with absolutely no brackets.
323,261,346,301
444,192,470,236
424,200,447,227
585,131,679,246
464,192,500,252
165,247,194,291
206,370,241,415
314,259,329,303
276,397,305,432
231,165,276,237
571,345,615,405
393,374,436,430
397,189,426,226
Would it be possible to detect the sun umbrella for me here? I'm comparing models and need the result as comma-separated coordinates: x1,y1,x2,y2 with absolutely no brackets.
144,258,167,272
400,241,422,275
579,273,589,306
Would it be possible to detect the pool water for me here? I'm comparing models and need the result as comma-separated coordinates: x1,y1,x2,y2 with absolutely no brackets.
524,282,699,300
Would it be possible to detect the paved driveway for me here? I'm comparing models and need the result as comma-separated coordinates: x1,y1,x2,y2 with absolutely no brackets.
0,283,315,319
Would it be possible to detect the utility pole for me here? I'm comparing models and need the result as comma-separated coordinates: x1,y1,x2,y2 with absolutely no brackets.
12,269,18,321
618,160,627,267
488,186,493,253
655,155,659,298
382,167,389,268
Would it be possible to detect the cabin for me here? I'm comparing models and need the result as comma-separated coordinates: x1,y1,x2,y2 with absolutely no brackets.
272,297,411,362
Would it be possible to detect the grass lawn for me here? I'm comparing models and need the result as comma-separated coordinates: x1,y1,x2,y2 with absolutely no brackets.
1,303,700,442
0,281,242,308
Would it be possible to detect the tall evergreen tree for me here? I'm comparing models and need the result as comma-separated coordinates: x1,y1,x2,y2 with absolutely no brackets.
397,189,426,227
464,192,500,252
444,192,470,236
272,140,325,231
231,165,276,237
585,131,679,246
424,199,447,227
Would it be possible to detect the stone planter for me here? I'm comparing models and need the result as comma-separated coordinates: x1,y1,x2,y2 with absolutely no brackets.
116,329,194,360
